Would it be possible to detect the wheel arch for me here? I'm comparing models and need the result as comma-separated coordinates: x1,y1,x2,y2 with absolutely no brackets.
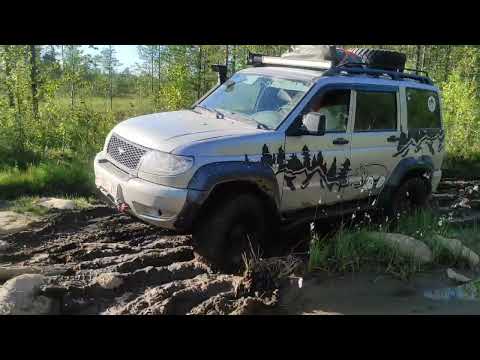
174,161,281,232
377,156,434,208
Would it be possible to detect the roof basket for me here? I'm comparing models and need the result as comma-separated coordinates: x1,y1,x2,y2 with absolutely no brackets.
247,51,433,85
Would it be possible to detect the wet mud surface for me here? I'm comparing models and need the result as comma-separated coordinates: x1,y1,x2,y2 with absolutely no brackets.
0,207,281,315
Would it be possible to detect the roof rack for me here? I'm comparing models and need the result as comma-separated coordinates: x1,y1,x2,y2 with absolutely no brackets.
325,63,434,85
247,51,434,85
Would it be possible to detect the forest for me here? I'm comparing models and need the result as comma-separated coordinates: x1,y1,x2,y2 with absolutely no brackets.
0,45,479,199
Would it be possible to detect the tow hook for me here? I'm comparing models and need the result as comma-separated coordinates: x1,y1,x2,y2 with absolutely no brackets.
117,202,130,213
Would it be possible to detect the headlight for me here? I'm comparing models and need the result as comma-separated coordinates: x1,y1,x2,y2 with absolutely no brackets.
139,150,194,176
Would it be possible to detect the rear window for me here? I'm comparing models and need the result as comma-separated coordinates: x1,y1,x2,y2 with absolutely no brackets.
406,88,441,129
354,91,397,132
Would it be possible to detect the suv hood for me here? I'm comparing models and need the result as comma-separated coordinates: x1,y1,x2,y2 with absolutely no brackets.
112,110,263,153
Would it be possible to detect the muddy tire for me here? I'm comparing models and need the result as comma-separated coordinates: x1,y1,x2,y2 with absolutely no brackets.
386,177,430,217
349,48,406,72
192,193,268,273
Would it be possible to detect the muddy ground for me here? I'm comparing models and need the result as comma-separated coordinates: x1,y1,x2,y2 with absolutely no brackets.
0,208,288,315
1,177,480,315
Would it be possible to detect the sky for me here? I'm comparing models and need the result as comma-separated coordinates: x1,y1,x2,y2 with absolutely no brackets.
81,45,140,71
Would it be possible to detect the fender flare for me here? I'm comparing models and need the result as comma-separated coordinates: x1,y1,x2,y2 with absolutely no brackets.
377,156,434,208
174,161,281,232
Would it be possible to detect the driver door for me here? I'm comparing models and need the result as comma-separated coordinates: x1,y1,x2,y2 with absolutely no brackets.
281,86,353,212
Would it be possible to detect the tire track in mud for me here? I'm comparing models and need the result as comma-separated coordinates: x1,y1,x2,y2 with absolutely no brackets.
0,206,280,315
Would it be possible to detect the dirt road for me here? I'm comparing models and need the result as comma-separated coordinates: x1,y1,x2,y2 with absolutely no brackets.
0,207,279,315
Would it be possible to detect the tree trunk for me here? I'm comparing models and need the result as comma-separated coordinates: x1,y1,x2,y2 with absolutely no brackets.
150,49,154,95
3,45,15,108
232,45,236,75
225,45,229,76
420,45,426,71
30,45,39,119
61,45,64,72
415,45,421,73
157,45,161,94
197,46,203,99
444,46,452,82
109,45,113,111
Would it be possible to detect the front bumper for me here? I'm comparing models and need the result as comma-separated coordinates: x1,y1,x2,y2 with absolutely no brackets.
94,152,188,230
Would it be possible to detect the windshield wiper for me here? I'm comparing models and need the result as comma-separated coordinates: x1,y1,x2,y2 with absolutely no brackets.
255,122,271,130
195,105,225,119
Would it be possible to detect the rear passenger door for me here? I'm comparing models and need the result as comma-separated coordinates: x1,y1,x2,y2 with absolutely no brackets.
343,85,401,202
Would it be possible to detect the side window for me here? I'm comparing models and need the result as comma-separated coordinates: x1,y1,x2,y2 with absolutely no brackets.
307,89,351,132
406,88,441,129
354,91,397,132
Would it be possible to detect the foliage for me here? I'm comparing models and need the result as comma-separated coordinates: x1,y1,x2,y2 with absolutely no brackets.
2,44,480,197
0,161,95,200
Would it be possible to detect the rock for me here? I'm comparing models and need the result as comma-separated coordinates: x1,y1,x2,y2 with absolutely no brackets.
0,274,54,314
365,232,433,264
0,266,43,282
29,253,50,264
93,273,124,290
0,240,11,251
446,268,472,283
432,235,480,268
0,211,37,235
37,198,76,210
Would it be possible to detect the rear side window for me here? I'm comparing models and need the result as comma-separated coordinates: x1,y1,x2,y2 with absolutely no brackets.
406,88,441,129
354,91,397,132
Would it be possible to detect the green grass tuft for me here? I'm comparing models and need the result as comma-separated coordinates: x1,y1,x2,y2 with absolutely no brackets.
309,209,480,279
0,161,95,200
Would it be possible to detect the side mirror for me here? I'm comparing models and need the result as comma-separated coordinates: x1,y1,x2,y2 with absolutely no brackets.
211,64,228,84
302,112,326,135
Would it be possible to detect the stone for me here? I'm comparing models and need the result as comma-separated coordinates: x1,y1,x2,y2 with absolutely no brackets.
365,232,433,264
37,198,76,210
0,211,37,235
0,240,11,251
93,273,124,290
433,235,480,268
446,268,471,283
0,266,43,282
0,274,53,315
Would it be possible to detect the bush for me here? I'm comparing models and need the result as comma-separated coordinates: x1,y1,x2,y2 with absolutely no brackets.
0,161,95,200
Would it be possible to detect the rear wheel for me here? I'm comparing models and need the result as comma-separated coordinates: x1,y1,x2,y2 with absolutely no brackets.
192,193,268,273
386,177,430,218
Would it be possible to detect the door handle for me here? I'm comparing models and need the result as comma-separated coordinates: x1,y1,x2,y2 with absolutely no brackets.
333,138,349,145
387,135,400,142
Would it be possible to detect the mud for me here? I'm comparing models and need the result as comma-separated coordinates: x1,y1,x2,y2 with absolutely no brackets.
0,205,284,315
1,177,479,315
433,178,480,224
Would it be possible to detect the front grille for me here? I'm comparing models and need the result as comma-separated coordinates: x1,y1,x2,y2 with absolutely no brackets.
106,134,148,170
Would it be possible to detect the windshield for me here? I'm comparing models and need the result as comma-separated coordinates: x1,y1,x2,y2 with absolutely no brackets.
199,72,311,130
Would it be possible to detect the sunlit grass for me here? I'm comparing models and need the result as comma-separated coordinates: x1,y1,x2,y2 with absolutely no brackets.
0,161,95,200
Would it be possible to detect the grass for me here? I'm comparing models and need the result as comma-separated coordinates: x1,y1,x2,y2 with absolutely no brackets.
0,161,96,200
308,210,480,280
443,153,480,179
52,96,155,121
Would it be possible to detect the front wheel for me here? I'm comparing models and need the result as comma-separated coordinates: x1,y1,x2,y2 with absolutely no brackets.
192,193,268,273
